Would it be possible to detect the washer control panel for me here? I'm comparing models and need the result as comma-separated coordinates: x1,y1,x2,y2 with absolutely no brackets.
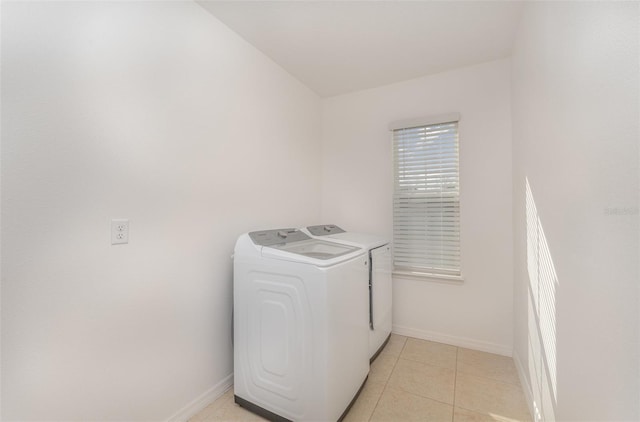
249,228,311,246
307,224,346,236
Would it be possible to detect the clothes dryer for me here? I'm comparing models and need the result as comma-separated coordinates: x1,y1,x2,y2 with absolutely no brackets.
302,225,392,361
234,228,370,422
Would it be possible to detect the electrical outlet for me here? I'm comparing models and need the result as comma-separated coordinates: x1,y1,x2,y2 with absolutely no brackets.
111,219,129,245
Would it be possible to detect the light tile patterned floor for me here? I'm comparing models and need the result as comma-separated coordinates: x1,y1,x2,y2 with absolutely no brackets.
190,334,531,422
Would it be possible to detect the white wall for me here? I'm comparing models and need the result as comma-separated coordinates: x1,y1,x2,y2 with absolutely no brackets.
1,1,321,420
320,59,514,355
511,2,639,421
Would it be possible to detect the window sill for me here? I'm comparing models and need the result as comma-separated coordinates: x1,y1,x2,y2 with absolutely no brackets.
392,270,464,284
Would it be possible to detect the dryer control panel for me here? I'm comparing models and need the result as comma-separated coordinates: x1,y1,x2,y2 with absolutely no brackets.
307,224,346,236
249,228,311,246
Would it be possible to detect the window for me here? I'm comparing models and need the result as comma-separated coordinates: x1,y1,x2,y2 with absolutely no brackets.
390,113,461,279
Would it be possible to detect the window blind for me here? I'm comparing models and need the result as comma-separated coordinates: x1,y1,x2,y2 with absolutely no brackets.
392,118,460,277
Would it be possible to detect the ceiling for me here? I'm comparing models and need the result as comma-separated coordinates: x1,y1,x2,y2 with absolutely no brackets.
197,1,524,98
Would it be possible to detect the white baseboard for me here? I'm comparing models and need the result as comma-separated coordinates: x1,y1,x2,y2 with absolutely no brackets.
513,351,536,421
166,373,233,422
392,324,512,357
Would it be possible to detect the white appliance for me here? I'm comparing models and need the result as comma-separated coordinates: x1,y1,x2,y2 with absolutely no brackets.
302,225,392,361
233,228,370,422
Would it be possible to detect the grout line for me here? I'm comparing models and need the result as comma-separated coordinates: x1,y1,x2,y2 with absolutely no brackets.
452,346,459,422
364,335,527,422
366,336,465,419
397,355,457,372
367,336,408,421
456,370,524,388
390,388,455,408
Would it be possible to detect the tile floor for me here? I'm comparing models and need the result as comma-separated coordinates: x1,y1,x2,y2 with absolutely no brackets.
190,334,531,422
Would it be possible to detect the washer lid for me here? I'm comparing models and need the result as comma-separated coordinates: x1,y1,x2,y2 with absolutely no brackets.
249,228,310,246
262,239,364,267
248,228,364,266
270,238,358,260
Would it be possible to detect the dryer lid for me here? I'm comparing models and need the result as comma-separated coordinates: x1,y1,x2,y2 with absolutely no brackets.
304,225,389,249
306,224,345,236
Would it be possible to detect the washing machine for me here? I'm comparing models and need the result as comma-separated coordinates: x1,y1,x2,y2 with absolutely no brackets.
233,228,370,422
302,225,392,361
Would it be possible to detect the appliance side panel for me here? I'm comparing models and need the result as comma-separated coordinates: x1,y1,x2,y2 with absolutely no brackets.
325,256,370,420
370,245,393,355
234,264,314,420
